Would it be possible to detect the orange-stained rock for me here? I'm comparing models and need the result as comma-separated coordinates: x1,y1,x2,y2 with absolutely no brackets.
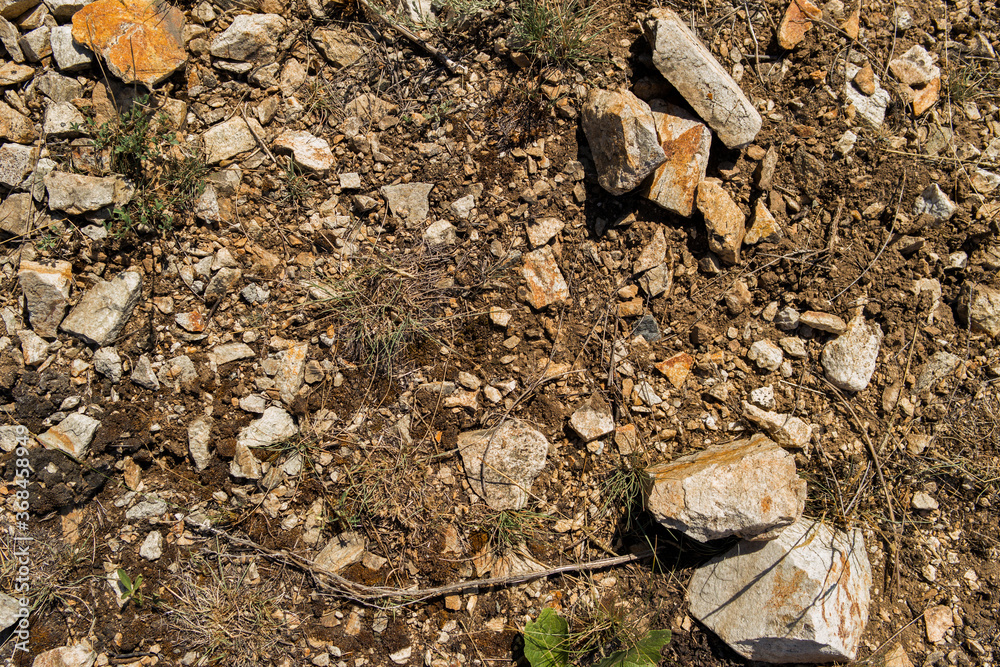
778,0,822,50
745,199,781,244
521,246,569,309
655,351,693,388
72,0,186,88
697,179,746,265
641,102,711,217
840,5,860,39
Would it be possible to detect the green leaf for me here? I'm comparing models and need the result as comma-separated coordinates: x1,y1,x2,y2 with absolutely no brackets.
116,569,133,591
593,629,672,667
523,608,569,667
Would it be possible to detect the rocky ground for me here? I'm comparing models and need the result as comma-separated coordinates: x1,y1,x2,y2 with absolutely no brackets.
0,0,998,665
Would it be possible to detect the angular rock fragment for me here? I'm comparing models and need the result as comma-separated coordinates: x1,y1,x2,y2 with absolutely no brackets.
641,103,710,216
18,258,72,338
521,246,569,309
744,199,780,244
645,434,806,542
0,192,33,236
314,532,365,574
777,0,822,49
37,413,101,458
276,342,307,405
697,179,745,264
30,643,97,667
0,101,36,143
381,182,433,224
458,419,549,510
44,172,132,215
633,228,666,274
913,183,955,222
689,519,871,663
889,45,940,115
0,142,36,188
50,24,94,72
209,342,254,366
527,217,563,248
273,129,334,173
230,441,261,479
799,311,847,335
42,101,84,138
424,219,456,245
92,347,122,382
210,13,286,62
238,406,298,449
71,0,186,88
742,401,812,450
655,351,692,388
19,328,49,366
581,88,665,195
60,271,142,347
312,27,365,67
843,63,891,128
644,8,762,147
956,282,1000,337
157,354,197,391
187,416,212,471
821,314,882,391
202,116,261,164
0,0,37,19
569,394,614,443
204,266,241,303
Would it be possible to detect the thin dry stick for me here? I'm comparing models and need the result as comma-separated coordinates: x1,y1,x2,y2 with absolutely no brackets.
358,0,468,76
182,516,650,606
826,199,844,255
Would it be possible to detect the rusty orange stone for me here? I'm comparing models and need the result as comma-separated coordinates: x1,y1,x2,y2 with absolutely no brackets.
655,352,693,389
777,0,822,50
72,0,186,89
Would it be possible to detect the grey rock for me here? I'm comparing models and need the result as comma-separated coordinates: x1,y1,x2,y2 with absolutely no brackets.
92,347,122,382
778,336,807,359
749,385,775,409
450,193,475,218
913,183,956,222
60,271,142,347
645,434,805,542
0,0,38,19
644,8,761,147
29,643,97,667
42,100,84,138
0,16,23,62
125,495,167,520
0,142,36,188
634,228,666,274
381,182,433,224
203,116,262,164
526,217,563,248
139,530,163,560
230,441,261,479
689,519,871,663
18,25,51,62
424,219,456,245
44,0,86,20
241,283,269,304
956,282,1000,337
209,342,254,366
50,25,93,72
457,419,549,510
581,88,665,195
275,343,307,405
18,328,48,366
131,354,159,390
45,171,131,215
0,191,33,237
637,262,672,297
157,355,197,391
398,0,431,23
18,258,71,338
915,351,961,391
312,27,365,67
36,412,100,458
204,266,241,303
774,306,800,331
0,591,20,632
24,156,55,201
238,406,297,449
187,416,213,471
569,394,614,443
210,14,286,62
632,313,661,342
912,491,938,511
193,185,219,222
821,314,882,392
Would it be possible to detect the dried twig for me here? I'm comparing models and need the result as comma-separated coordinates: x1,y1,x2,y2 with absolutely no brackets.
182,516,650,607
357,0,468,76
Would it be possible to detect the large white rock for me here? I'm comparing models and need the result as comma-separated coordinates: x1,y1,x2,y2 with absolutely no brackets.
569,394,614,443
644,8,762,147
581,88,665,195
44,171,132,215
458,419,549,510
31,642,97,667
689,519,872,663
821,314,882,392
314,531,365,574
521,246,569,309
202,116,261,164
60,271,142,347
645,434,805,542
742,401,812,450
273,130,334,173
381,182,433,224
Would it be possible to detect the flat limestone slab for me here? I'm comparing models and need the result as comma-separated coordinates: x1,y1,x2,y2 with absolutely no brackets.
689,518,872,663
644,8,762,148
